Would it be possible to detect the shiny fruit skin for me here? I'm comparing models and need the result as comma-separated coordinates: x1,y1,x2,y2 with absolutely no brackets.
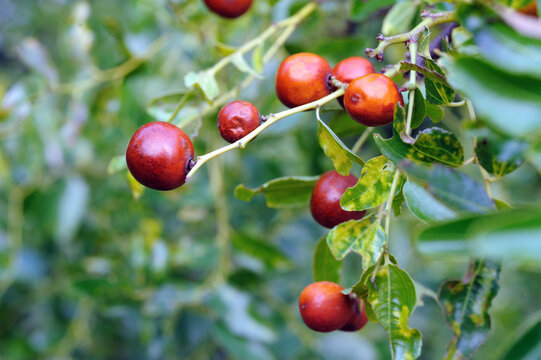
310,170,366,229
332,56,375,85
340,296,368,332
299,281,354,333
275,53,332,108
126,121,194,191
218,101,260,143
344,73,404,127
332,56,375,107
203,0,253,18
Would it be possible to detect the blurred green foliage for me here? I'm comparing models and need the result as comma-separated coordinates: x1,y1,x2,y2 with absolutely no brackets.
1,0,541,359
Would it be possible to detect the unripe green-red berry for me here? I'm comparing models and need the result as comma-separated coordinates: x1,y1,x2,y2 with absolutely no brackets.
203,0,253,18
344,73,404,127
217,100,260,143
275,53,332,108
126,121,194,191
332,56,375,107
310,170,366,229
298,281,354,333
340,296,368,332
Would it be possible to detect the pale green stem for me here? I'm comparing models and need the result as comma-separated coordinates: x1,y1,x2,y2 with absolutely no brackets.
208,2,317,75
405,42,418,136
352,127,374,154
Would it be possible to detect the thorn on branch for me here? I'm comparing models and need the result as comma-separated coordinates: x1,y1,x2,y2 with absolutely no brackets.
376,33,385,41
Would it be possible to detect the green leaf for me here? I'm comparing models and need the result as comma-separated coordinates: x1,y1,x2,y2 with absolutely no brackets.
412,128,464,167
424,58,455,105
350,0,395,21
418,28,432,58
374,105,442,166
400,162,494,213
425,102,444,123
416,208,541,261
475,133,527,177
411,89,426,129
214,41,237,56
399,61,449,85
126,171,145,200
234,184,259,202
326,216,386,269
184,71,220,101
313,237,342,283
212,324,273,360
442,56,541,139
252,44,264,74
382,1,418,36
232,233,290,270
440,260,501,360
340,156,396,211
500,311,541,360
107,155,127,175
234,176,319,208
403,180,456,223
364,258,422,360
317,117,365,175
231,53,264,79
392,174,407,216
474,23,541,79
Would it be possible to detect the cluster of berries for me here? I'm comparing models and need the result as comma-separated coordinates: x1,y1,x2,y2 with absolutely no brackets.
125,53,402,193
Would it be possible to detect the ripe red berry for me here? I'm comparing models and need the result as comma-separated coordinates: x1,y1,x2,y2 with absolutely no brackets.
344,73,404,127
332,56,375,107
203,0,253,18
310,170,366,229
340,296,368,332
299,281,354,333
217,101,260,143
126,121,194,191
332,56,375,85
275,53,332,108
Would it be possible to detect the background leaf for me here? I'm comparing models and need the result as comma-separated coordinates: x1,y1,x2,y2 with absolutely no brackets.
403,180,457,223
234,176,319,208
442,56,541,139
416,208,541,263
399,162,494,213
382,1,418,36
475,132,527,177
312,237,341,283
439,260,500,360
500,311,541,360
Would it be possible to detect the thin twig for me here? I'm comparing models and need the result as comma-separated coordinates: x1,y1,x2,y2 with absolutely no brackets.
186,88,345,181
352,127,374,154
366,11,456,61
